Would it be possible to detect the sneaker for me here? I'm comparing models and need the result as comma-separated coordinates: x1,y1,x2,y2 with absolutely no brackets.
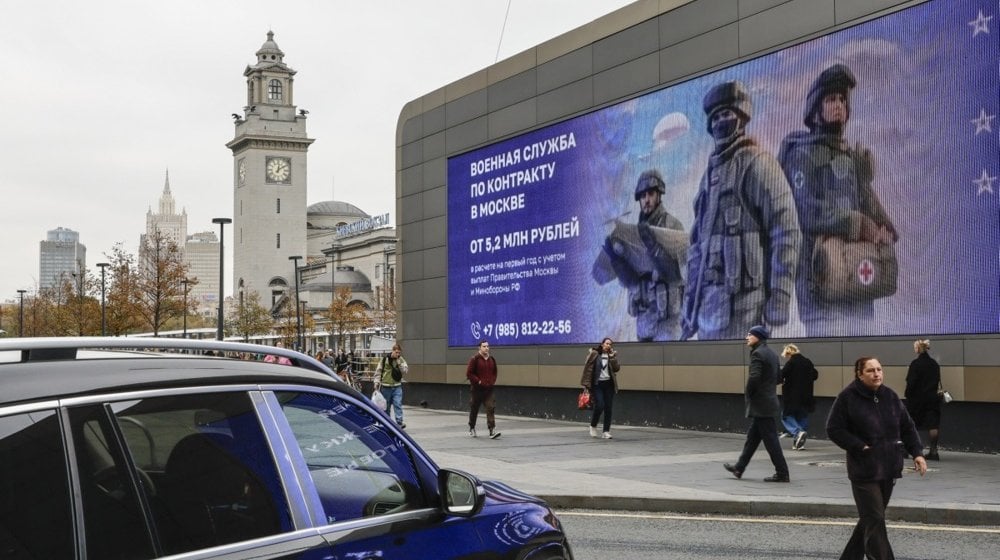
793,431,808,450
589,426,598,438
469,427,477,438
398,422,406,429
602,431,613,439
723,463,743,479
778,431,791,439
489,429,501,439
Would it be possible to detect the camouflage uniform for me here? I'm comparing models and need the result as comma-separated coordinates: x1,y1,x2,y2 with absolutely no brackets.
778,64,896,337
631,200,686,341
684,82,801,340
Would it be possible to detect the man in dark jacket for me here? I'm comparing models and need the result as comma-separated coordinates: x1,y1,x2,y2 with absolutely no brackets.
724,325,790,482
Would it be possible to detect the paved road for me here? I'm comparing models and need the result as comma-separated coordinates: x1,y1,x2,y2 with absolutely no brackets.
401,407,1000,526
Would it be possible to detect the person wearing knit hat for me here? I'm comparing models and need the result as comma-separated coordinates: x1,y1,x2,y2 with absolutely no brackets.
723,325,790,482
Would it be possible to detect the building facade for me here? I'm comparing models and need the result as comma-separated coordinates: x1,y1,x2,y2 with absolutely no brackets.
183,231,220,316
396,0,1000,451
142,170,187,251
226,31,313,309
39,227,86,290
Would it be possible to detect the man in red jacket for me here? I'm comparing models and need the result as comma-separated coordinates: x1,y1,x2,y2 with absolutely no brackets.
466,340,501,439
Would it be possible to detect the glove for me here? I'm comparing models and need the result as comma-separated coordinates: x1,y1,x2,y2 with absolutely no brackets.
858,215,880,242
764,291,791,326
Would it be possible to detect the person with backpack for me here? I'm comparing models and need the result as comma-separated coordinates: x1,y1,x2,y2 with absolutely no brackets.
375,343,409,428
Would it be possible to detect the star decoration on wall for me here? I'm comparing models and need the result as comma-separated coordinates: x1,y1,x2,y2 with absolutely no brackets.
973,169,996,196
969,9,992,37
971,108,996,135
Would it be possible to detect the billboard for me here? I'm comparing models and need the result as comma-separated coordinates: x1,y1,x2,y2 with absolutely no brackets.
447,0,999,346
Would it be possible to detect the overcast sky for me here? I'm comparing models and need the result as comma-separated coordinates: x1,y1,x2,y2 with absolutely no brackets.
2,0,635,300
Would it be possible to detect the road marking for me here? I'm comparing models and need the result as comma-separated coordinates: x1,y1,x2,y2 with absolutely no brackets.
557,511,1000,534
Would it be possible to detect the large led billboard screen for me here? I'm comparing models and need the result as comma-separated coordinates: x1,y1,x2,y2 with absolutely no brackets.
447,0,999,346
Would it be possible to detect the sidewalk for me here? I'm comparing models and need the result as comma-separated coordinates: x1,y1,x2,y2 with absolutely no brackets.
402,407,1000,526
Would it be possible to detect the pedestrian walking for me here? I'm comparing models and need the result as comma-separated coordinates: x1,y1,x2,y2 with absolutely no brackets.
724,325,790,482
905,339,942,460
466,340,501,439
827,356,927,560
580,337,621,439
779,344,819,450
375,342,409,429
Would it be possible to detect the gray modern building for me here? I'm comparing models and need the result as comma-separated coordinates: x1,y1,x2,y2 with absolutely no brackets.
39,227,86,290
396,0,999,451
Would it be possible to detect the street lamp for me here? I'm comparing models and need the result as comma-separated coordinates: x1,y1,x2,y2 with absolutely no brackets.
212,217,232,341
17,289,27,337
288,255,303,351
180,278,190,338
97,262,110,336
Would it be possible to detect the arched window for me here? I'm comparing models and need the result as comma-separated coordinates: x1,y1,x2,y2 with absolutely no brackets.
268,79,282,102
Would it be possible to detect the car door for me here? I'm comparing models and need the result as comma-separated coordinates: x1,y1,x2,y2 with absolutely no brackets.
266,389,496,559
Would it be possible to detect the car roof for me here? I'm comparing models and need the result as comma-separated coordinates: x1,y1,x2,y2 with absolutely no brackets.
0,337,347,407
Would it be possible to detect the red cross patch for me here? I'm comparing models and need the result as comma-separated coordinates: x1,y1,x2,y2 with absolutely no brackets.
858,259,875,286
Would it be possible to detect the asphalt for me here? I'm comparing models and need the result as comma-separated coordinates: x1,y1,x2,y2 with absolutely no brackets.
401,407,1000,526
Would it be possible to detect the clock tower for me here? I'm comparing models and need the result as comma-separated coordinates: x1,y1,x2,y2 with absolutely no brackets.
226,31,314,310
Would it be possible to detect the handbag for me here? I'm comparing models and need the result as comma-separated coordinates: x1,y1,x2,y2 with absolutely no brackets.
938,382,953,404
577,388,592,410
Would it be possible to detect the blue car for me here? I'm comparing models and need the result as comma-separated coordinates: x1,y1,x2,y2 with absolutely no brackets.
0,338,573,559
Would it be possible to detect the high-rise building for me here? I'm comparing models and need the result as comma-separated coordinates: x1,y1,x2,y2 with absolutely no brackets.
183,231,220,315
39,227,86,290
142,170,188,251
226,31,313,309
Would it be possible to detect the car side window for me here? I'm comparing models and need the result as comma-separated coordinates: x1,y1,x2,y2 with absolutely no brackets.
103,392,294,556
0,411,75,560
275,391,426,524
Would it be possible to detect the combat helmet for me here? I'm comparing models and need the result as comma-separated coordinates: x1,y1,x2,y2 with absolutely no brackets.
702,81,752,132
803,63,856,127
634,169,666,200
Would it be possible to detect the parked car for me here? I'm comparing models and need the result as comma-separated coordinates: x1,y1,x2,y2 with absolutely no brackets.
0,338,573,560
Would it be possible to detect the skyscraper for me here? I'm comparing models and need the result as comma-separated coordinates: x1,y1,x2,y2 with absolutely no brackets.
39,227,86,290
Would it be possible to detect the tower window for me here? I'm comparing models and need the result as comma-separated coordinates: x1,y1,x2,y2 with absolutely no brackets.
268,79,282,102
276,198,281,214
276,233,281,249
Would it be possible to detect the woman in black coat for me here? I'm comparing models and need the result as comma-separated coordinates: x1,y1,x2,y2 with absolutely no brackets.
905,339,942,460
779,344,818,450
827,356,927,560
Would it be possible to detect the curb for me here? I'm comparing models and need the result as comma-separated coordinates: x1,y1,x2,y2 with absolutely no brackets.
538,495,1000,527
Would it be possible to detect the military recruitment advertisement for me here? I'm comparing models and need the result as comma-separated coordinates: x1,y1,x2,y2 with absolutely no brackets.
447,0,999,346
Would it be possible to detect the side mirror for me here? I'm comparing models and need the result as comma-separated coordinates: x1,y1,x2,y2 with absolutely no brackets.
437,468,485,517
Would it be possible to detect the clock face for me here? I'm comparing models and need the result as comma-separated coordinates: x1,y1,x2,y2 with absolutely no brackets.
237,158,247,186
266,157,291,183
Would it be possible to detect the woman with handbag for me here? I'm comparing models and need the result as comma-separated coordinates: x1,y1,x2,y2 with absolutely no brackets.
905,339,943,460
580,338,620,439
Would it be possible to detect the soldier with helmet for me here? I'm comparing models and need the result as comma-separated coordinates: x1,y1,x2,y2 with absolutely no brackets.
778,64,897,337
683,81,801,340
629,169,686,341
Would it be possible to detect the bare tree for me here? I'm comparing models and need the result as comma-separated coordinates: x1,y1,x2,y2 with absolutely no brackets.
104,243,142,336
134,229,190,335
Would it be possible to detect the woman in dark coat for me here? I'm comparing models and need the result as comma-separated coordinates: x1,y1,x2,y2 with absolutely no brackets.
580,337,620,439
779,344,818,450
905,339,942,460
827,356,927,560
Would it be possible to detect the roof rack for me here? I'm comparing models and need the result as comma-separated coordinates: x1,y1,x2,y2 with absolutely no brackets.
0,337,340,379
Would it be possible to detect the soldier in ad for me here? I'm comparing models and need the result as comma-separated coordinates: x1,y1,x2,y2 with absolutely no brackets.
778,64,897,337
683,81,801,340
592,169,688,341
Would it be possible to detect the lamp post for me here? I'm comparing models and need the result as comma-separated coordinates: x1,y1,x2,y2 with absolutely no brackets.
212,217,232,341
288,255,303,351
180,278,190,338
17,289,27,337
97,262,110,336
